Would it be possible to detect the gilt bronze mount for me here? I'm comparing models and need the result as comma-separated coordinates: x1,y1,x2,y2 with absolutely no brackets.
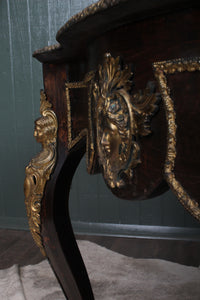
90,54,159,188
24,91,58,256
65,54,159,189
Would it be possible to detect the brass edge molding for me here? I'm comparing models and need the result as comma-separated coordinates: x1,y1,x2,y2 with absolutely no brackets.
87,77,96,174
153,57,200,221
65,72,95,151
24,91,58,256
34,1,125,57
56,0,126,40
92,53,158,188
33,43,62,58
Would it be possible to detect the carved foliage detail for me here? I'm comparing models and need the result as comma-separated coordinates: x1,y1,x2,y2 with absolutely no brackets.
24,91,58,256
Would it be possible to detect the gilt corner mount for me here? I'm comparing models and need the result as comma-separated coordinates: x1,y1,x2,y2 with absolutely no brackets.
24,91,58,256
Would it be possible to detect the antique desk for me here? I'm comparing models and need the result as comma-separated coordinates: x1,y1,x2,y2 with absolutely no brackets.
24,0,200,299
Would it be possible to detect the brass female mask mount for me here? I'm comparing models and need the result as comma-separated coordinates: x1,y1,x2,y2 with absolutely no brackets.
90,53,159,189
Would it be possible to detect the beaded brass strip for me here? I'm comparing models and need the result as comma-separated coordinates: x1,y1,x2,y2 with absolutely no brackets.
65,82,88,149
65,72,95,152
153,58,200,221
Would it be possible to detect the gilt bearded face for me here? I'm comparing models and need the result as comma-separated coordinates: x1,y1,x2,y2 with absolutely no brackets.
33,114,57,145
34,121,43,143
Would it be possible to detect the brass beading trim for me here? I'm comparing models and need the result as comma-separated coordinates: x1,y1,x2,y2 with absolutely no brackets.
153,57,200,221
65,72,95,152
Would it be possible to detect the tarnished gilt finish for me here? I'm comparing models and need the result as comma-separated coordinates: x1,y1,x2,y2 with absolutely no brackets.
24,91,58,256
92,54,158,188
65,54,158,188
154,58,200,221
